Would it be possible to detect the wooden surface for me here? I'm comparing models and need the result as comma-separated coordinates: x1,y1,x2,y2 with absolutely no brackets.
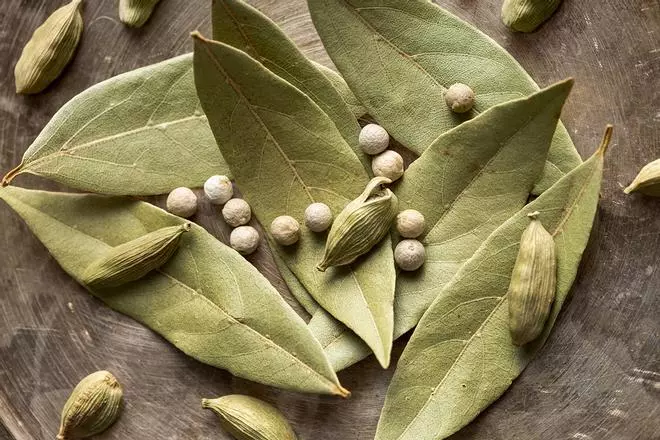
1,0,659,439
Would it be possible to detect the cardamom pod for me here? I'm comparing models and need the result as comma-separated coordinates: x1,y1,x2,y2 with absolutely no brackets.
501,0,563,33
58,370,123,440
202,395,297,440
119,0,161,28
317,176,398,271
14,0,84,94
507,211,557,346
82,222,190,288
624,158,660,197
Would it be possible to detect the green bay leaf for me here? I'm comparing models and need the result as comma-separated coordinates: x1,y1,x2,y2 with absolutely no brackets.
3,54,228,195
193,34,396,368
376,128,611,440
311,79,574,371
211,0,367,170
0,186,347,397
307,0,582,193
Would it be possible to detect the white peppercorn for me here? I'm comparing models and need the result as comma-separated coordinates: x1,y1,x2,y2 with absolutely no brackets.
372,150,404,182
396,209,426,238
204,175,233,205
230,226,260,255
222,198,251,227
304,202,333,232
166,187,197,218
359,123,389,155
444,83,475,113
271,215,300,246
394,239,425,271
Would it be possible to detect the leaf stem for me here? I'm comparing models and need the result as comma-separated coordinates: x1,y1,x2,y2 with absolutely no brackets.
1,163,23,187
597,125,614,156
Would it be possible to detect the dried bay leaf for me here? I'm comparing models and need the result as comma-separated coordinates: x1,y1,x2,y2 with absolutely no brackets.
193,34,396,368
311,80,573,371
0,186,348,397
307,0,582,194
313,62,368,120
375,127,612,440
211,0,367,170
2,54,229,195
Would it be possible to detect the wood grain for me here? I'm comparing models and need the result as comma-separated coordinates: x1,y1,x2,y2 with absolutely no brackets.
0,1,658,439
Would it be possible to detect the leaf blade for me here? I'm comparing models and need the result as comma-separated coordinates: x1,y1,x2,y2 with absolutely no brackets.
0,186,347,396
3,54,229,195
211,0,366,168
307,0,581,193
193,34,396,367
376,133,608,440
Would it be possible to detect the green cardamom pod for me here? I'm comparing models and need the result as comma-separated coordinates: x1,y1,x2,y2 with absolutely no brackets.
119,0,161,28
14,0,84,94
624,158,660,196
202,395,297,440
82,222,190,288
507,212,557,346
58,370,123,440
501,0,563,33
317,176,398,271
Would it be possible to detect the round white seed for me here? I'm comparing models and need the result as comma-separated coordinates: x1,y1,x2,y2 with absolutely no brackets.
304,202,333,232
271,215,301,246
359,123,390,155
204,175,233,205
372,150,404,182
222,198,251,227
396,209,426,238
394,239,426,271
444,83,475,113
166,187,197,218
230,226,260,255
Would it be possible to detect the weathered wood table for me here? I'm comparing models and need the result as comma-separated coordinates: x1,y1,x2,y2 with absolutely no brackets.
1,1,658,439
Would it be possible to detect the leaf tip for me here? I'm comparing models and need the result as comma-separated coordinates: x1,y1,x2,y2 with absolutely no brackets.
190,30,207,42
335,385,351,398
597,125,614,157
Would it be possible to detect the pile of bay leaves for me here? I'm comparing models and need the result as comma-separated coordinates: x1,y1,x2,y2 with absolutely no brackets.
0,0,611,439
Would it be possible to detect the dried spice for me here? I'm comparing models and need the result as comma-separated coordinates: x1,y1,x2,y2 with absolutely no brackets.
202,395,297,440
14,0,84,94
58,371,122,440
507,212,557,346
317,177,398,271
81,223,190,288
119,0,161,28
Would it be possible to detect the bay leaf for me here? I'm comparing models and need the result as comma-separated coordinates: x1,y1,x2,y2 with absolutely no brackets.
312,61,368,120
311,79,574,372
2,54,229,195
0,186,348,397
193,34,396,368
211,0,367,169
307,0,582,194
375,127,612,440
308,309,370,372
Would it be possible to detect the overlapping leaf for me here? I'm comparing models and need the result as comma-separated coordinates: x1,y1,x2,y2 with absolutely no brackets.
313,61,368,119
307,0,582,193
193,34,396,368
311,79,574,371
376,129,611,440
2,54,228,195
0,186,347,396
211,0,367,169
